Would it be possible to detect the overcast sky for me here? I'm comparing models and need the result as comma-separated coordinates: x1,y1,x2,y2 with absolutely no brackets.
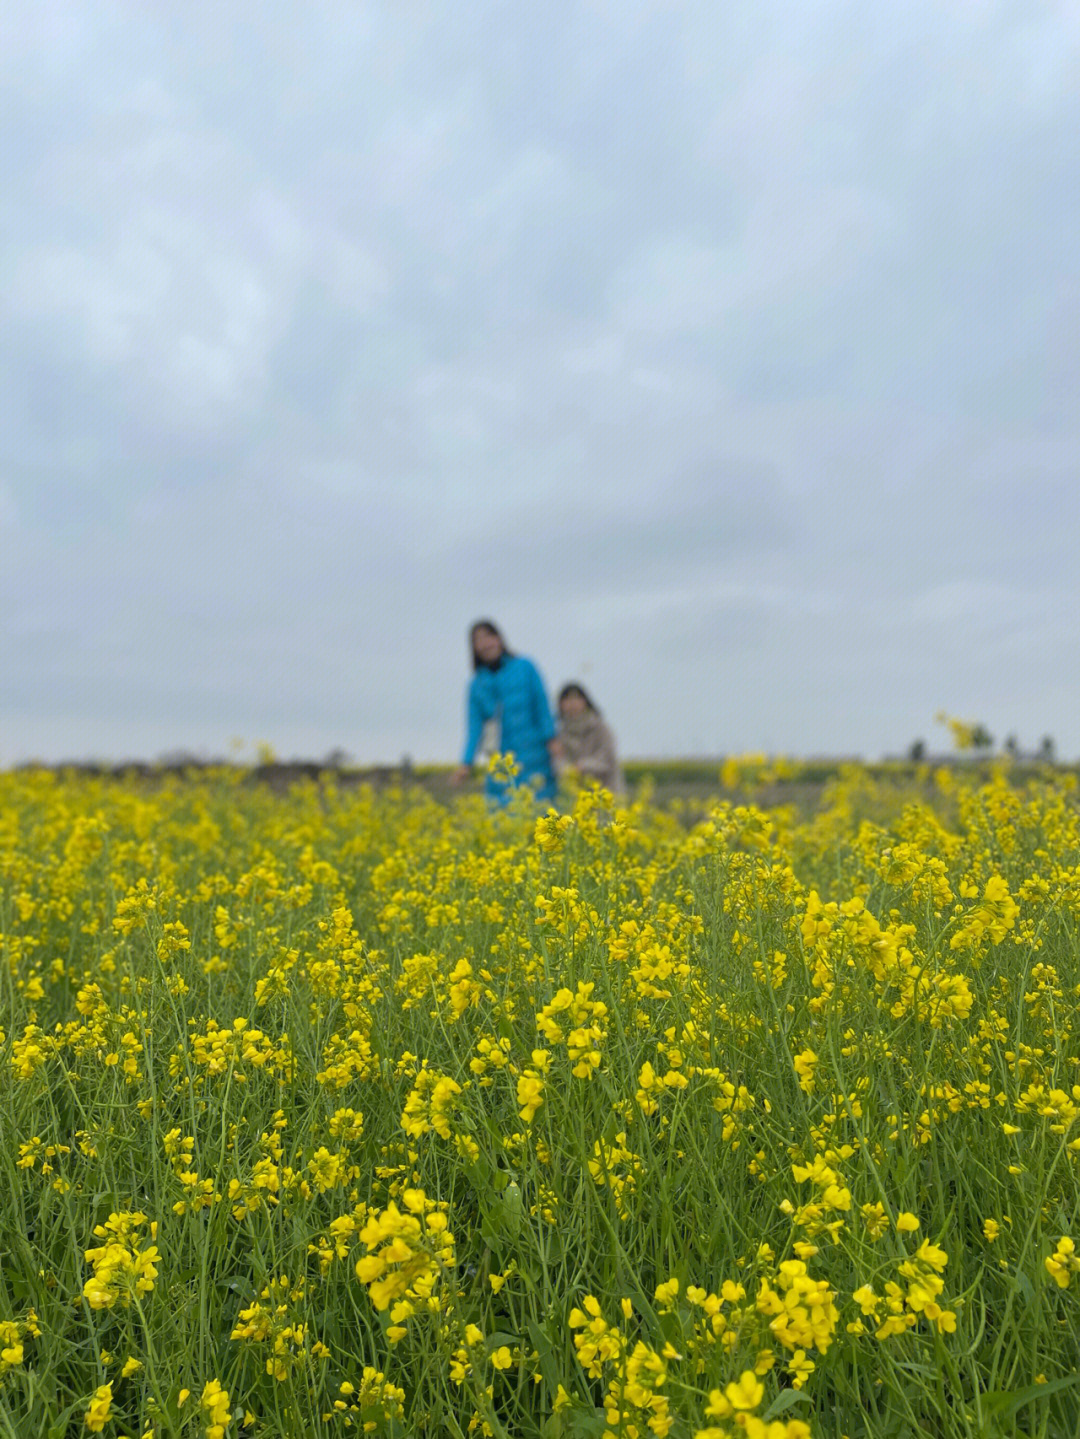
3,0,1078,766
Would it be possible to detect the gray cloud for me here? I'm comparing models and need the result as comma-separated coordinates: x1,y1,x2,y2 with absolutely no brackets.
2,0,1078,765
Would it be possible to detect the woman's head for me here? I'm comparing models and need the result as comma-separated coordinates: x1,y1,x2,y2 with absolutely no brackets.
469,620,510,671
558,682,598,718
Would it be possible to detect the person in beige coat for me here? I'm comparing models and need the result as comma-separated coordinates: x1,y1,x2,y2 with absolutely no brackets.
556,683,625,798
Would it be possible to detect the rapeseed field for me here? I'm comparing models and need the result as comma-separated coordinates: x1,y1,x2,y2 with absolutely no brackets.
1,762,1078,1438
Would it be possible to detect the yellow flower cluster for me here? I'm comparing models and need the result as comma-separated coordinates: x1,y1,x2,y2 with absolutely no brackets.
536,981,608,1078
84,1381,113,1432
200,1377,232,1439
1045,1236,1080,1289
323,1368,406,1428
2,759,1079,1436
230,1277,330,1381
353,1188,456,1339
756,1260,839,1354
851,1237,956,1338
82,1213,160,1310
0,1311,40,1382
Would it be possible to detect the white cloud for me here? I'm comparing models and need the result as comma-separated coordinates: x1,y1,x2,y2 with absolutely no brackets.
609,182,892,335
6,105,389,426
561,332,626,377
0,480,17,530
906,580,1049,627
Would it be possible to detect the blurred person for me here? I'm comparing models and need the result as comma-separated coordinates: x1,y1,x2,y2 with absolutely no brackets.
453,621,559,803
556,682,625,798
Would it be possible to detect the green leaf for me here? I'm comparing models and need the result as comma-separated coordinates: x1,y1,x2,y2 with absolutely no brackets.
763,1388,813,1420
765,1387,816,1421
501,1180,523,1237
558,1409,610,1438
981,1372,1080,1419
542,1228,564,1264
527,1318,561,1389
1012,1267,1035,1305
485,1329,520,1351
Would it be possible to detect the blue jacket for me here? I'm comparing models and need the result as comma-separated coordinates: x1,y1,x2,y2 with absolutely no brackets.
463,655,556,799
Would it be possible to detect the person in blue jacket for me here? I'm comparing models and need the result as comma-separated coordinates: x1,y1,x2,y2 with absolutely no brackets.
453,620,559,803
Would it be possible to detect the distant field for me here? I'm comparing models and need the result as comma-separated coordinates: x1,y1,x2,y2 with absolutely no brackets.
2,762,1078,1436
21,752,1076,810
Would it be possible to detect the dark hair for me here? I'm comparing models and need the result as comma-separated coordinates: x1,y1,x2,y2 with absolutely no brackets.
558,682,600,715
469,619,513,672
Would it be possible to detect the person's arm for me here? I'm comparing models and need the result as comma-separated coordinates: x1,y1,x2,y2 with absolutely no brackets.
596,722,619,785
528,662,557,743
527,662,561,767
455,680,486,781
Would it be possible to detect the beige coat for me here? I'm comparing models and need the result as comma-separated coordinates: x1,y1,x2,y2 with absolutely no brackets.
557,712,625,796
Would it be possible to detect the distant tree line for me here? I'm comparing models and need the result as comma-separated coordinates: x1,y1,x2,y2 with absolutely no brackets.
907,718,1057,763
